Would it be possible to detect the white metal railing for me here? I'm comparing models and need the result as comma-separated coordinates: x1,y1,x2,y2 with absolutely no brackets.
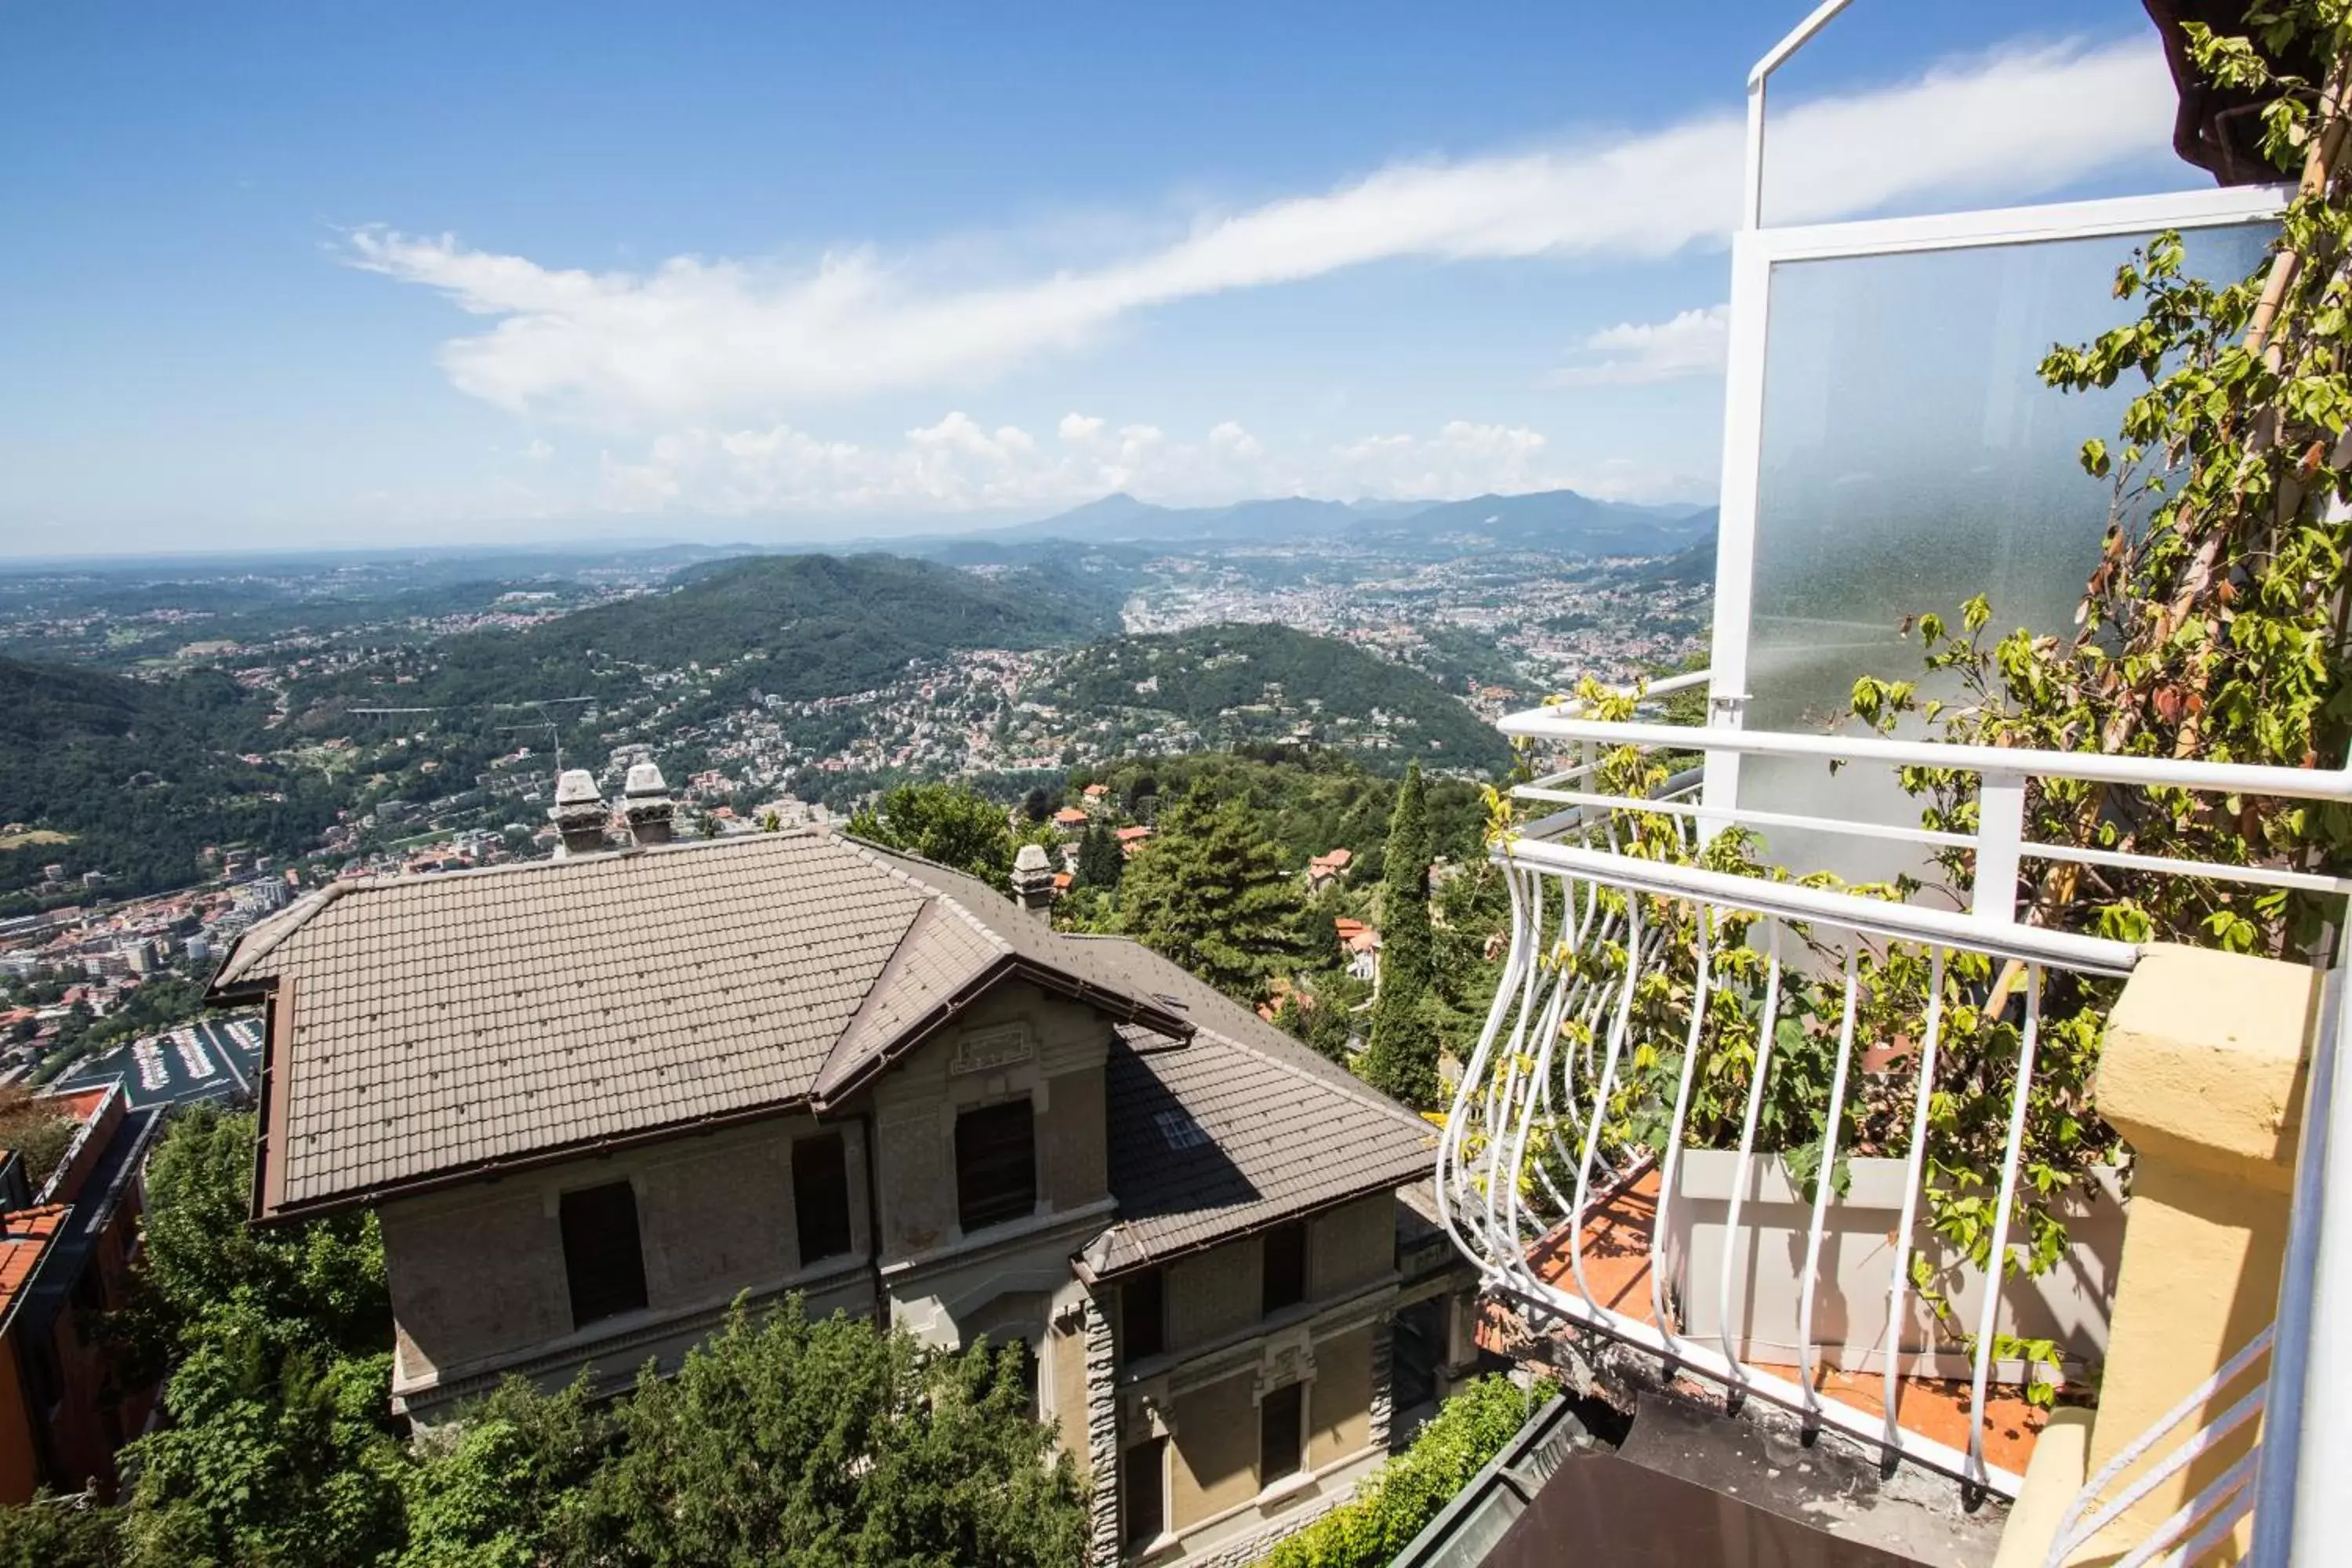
1438,699,2352,1506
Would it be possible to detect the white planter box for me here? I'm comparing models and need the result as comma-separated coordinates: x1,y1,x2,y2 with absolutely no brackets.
1660,1148,2125,1383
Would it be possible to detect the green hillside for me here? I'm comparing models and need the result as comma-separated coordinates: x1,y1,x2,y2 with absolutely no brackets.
290,552,1119,719
1032,623,1510,772
0,659,337,905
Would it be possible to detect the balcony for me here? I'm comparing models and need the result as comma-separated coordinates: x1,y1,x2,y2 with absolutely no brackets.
1436,681,2352,1562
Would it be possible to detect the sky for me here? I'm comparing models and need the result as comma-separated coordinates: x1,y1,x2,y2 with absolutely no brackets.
0,2,2212,557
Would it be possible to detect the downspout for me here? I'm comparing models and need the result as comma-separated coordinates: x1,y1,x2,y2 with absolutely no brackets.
858,1109,887,1332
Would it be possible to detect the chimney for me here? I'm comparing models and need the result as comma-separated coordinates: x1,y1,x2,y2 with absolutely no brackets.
1010,843,1057,916
550,769,608,858
622,761,675,846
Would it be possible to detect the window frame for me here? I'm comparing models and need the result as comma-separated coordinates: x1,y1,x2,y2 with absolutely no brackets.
791,1130,854,1266
954,1097,1037,1233
1258,1381,1306,1488
557,1178,651,1330
1123,1435,1169,1549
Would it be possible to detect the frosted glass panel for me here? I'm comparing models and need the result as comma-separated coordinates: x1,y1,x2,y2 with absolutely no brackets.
1739,223,2275,884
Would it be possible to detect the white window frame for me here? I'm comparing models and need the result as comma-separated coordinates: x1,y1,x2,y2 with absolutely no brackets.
1700,182,2292,825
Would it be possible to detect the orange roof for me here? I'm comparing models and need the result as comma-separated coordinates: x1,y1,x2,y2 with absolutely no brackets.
1052,808,1089,825
1115,826,1153,841
1052,872,1074,891
1311,848,1352,870
0,1204,67,1327
1334,918,1370,938
1083,783,1109,797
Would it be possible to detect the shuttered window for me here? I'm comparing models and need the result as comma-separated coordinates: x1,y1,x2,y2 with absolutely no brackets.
793,1132,853,1264
1121,1268,1165,1363
1260,1382,1304,1485
1262,1221,1308,1316
955,1099,1036,1232
559,1181,648,1328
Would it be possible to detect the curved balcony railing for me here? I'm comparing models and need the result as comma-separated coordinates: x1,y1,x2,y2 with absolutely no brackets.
1438,689,2352,1508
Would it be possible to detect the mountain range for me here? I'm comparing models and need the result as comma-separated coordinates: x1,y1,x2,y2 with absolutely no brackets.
974,487,1715,557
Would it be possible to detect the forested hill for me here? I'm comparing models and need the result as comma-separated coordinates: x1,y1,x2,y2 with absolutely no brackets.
1032,623,1512,773
289,552,1121,719
0,658,337,904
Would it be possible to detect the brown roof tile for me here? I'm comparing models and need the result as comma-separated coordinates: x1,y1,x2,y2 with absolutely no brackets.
218,832,1192,1217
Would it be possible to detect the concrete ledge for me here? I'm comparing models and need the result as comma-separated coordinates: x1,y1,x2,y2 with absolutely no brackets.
2098,945,2320,1189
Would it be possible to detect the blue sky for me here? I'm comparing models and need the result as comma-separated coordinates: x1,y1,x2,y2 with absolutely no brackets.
0,2,2203,555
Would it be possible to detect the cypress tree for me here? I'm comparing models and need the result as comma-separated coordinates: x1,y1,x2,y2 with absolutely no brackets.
1077,822,1125,889
1363,760,1439,1107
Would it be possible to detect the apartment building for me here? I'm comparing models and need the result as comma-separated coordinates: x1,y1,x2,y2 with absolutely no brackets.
0,1083,163,1501
210,778,1478,1565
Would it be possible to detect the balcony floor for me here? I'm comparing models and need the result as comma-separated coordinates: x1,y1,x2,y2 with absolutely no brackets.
1509,1169,2061,1478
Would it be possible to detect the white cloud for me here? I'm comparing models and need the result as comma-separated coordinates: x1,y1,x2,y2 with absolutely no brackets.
592,411,1698,516
522,437,555,461
350,37,2173,427
1548,302,1730,387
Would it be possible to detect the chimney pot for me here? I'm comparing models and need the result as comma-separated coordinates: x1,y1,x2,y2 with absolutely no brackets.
1011,842,1057,916
622,761,675,846
550,768,610,858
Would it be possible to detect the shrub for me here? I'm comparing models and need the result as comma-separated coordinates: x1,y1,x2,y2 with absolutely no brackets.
1253,1374,1554,1568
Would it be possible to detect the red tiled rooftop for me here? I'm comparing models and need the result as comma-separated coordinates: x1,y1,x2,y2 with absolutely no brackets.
0,1204,68,1322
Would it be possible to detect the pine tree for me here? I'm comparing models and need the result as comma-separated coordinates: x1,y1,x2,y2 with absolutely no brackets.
1117,787,1305,1001
1363,760,1439,1107
1077,822,1124,889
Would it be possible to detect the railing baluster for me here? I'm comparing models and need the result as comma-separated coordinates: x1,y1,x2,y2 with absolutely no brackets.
1436,863,1532,1265
1968,963,2043,1486
1718,920,1784,1385
1566,892,1642,1312
1648,904,1714,1342
1883,946,1947,1457
1795,942,1863,1425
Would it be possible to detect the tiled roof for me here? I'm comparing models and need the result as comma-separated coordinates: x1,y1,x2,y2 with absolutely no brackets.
217,832,1188,1217
1072,935,1436,1275
0,1204,67,1335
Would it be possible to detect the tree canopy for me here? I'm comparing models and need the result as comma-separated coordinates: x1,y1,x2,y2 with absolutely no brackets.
1117,785,1306,1000
849,782,1018,888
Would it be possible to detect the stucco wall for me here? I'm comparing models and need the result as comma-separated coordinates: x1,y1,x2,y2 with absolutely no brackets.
383,1111,867,1392
1171,1370,1260,1529
1168,1237,1261,1351
1308,1325,1374,1468
869,982,1109,1262
1310,1195,1396,1300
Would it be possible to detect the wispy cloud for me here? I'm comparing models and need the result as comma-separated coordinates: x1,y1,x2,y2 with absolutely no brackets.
1548,303,1730,387
350,36,2172,427
597,411,1700,516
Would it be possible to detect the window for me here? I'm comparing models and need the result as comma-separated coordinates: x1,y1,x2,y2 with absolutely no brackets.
792,1132,853,1265
559,1180,649,1328
1123,1437,1167,1548
955,1098,1036,1232
1259,1382,1304,1486
1261,1221,1308,1316
1121,1269,1165,1364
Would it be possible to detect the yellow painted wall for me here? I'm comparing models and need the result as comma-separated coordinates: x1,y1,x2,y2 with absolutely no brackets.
1171,1371,1259,1528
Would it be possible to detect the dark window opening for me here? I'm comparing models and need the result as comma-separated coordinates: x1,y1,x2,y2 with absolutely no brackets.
1260,1382,1304,1486
955,1099,1036,1232
1123,1436,1167,1547
71,1264,107,1342
559,1180,649,1328
792,1131,853,1265
1262,1221,1308,1316
1015,1340,1041,1414
1392,1296,1445,1418
1121,1269,1165,1364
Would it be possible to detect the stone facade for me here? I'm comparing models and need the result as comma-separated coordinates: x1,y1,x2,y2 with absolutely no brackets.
365,979,1472,1561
